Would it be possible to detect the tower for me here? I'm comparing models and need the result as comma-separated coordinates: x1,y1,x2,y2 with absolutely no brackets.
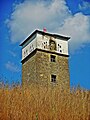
20,29,70,88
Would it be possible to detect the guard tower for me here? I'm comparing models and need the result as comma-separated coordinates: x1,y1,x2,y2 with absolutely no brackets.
20,29,70,88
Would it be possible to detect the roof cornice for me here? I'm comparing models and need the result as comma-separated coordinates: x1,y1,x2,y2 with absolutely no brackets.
20,29,70,46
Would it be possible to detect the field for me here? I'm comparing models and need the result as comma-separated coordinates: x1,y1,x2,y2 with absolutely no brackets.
0,83,90,120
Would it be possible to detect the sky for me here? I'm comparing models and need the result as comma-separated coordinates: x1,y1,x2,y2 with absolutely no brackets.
0,0,90,89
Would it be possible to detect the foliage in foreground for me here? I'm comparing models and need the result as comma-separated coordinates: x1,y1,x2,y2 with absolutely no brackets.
0,83,90,120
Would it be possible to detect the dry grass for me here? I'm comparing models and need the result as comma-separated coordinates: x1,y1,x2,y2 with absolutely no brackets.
0,83,90,120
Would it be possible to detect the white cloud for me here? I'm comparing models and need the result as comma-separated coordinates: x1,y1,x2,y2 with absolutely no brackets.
5,61,20,72
6,0,70,43
58,13,90,52
6,0,90,52
79,1,90,11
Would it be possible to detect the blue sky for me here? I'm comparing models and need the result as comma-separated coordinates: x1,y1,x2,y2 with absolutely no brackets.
0,0,90,89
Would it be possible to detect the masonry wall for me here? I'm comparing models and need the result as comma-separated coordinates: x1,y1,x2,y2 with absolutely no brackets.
22,49,70,89
22,52,37,85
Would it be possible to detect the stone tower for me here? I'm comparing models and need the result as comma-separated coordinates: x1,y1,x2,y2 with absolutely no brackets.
20,29,70,88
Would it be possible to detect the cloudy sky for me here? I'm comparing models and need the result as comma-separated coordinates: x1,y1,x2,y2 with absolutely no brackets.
0,0,90,89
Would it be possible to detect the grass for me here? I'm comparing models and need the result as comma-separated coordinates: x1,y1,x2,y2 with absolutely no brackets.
0,83,90,120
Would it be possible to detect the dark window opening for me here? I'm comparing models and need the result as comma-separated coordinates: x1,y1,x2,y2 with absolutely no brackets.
58,44,61,48
51,55,56,62
24,51,25,57
51,75,56,82
60,50,62,52
49,39,56,50
26,49,28,54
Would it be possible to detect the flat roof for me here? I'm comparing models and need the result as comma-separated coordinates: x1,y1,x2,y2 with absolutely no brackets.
20,29,70,46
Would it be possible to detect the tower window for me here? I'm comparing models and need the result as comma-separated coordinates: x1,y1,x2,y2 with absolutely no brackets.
49,40,56,50
51,55,56,62
26,49,28,54
60,50,62,52
51,75,56,82
58,44,61,48
24,51,25,57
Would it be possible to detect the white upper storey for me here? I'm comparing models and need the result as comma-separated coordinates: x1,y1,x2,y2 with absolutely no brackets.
20,30,70,60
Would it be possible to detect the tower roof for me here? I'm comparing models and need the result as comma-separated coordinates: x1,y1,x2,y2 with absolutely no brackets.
20,29,70,46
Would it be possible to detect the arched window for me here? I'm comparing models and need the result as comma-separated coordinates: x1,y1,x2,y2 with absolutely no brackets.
49,39,56,50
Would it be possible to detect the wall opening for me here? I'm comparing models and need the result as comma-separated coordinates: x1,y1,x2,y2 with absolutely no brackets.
51,74,56,82
51,55,56,62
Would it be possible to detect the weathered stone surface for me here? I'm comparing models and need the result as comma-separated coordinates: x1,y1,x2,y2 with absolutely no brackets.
22,49,70,89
